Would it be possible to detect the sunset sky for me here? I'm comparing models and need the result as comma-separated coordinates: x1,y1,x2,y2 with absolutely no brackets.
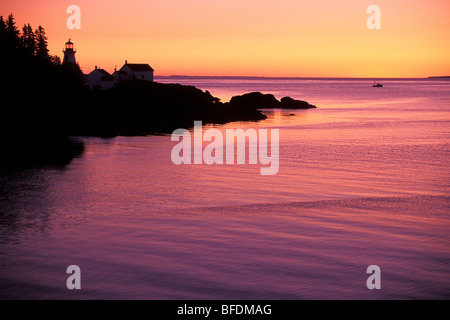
1,0,449,77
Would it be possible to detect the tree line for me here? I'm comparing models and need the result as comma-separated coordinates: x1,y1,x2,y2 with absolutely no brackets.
0,14,60,63
0,14,84,166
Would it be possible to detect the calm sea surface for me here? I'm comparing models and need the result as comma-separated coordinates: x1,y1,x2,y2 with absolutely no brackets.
1,78,449,299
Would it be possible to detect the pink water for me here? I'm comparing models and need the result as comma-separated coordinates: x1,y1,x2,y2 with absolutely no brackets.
0,78,449,299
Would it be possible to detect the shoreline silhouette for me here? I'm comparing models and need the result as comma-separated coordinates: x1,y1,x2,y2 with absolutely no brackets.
0,14,315,168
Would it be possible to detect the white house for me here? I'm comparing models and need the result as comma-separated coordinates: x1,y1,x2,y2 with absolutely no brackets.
85,66,114,90
114,60,154,83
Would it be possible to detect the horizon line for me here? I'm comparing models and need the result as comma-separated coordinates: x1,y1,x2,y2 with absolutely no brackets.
154,75,450,80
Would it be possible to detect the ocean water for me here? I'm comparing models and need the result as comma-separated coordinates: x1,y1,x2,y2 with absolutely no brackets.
0,78,449,299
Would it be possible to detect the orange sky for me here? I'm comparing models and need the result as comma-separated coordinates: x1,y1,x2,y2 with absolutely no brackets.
1,0,449,77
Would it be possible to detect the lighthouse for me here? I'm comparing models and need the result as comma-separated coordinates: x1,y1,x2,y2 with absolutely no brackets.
62,38,77,66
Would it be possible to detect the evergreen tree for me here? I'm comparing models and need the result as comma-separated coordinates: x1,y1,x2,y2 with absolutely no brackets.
35,25,49,59
21,23,36,55
5,14,20,47
0,16,6,40
6,14,19,37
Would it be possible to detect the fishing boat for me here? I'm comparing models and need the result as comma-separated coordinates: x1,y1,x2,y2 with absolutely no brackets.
372,81,383,87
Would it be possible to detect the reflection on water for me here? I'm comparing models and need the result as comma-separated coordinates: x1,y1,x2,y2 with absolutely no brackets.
0,168,55,244
0,78,449,299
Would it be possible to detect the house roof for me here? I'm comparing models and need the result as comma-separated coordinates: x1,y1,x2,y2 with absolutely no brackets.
89,68,114,81
98,69,111,76
125,63,154,72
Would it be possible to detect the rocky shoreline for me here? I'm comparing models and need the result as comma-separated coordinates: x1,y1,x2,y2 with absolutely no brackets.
1,14,316,167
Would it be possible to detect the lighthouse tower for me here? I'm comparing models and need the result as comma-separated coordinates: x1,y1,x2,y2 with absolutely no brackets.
62,38,77,66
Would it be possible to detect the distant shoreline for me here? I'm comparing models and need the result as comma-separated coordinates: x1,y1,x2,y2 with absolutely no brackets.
155,75,445,81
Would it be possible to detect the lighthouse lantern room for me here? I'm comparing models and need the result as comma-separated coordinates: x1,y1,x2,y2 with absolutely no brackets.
63,38,77,65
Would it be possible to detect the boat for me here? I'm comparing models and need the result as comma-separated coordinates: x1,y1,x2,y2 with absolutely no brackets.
372,81,383,87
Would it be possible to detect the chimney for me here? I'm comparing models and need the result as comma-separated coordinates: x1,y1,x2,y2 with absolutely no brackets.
95,66,97,70
125,60,127,65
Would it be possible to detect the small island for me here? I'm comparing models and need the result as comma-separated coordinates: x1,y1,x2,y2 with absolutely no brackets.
226,92,316,109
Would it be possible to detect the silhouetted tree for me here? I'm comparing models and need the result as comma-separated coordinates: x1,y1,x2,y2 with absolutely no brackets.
35,25,49,59
5,14,20,48
50,54,61,66
21,23,36,55
5,14,19,37
0,16,6,40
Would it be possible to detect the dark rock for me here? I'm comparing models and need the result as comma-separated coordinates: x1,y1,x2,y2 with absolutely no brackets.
228,92,280,109
227,92,316,110
280,96,316,109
